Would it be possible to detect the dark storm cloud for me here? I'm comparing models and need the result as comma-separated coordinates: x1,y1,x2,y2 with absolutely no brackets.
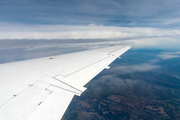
0,0,180,28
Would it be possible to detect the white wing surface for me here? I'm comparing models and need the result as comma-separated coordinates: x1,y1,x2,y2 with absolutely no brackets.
0,45,131,120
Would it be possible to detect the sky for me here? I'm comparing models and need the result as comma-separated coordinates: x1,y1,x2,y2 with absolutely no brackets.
1,1,180,119
0,0,180,49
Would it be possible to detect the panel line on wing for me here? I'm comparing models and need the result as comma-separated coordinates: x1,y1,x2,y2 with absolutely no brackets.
36,80,81,95
49,84,81,95
52,77,83,93
60,55,114,78
0,80,39,107
53,55,116,92
108,46,125,54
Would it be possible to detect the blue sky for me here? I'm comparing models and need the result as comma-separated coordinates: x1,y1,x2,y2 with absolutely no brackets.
1,0,180,28
0,0,180,49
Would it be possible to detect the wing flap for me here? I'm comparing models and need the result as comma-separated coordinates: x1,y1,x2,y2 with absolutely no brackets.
55,55,116,92
27,86,75,120
0,81,51,120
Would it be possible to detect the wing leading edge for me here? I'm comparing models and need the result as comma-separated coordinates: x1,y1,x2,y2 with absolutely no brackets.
0,45,131,120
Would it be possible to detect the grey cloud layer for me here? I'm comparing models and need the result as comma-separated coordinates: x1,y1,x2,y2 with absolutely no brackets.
1,25,179,39
1,0,180,50
0,25,180,49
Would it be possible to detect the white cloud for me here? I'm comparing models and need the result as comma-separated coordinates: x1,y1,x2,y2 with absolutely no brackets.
110,63,161,74
0,24,180,49
157,51,180,59
162,18,180,25
0,24,179,40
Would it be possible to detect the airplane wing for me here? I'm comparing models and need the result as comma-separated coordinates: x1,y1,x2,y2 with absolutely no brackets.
0,45,131,120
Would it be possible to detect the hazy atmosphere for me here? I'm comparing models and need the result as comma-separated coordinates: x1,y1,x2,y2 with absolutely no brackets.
1,0,180,119
0,0,180,50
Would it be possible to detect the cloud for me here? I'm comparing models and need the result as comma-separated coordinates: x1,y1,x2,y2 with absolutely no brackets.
1,24,180,39
84,73,142,98
157,51,180,59
0,14,180,50
1,0,180,28
85,74,132,96
120,36,180,50
162,18,180,25
109,63,161,74
84,63,160,96
0,24,180,49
